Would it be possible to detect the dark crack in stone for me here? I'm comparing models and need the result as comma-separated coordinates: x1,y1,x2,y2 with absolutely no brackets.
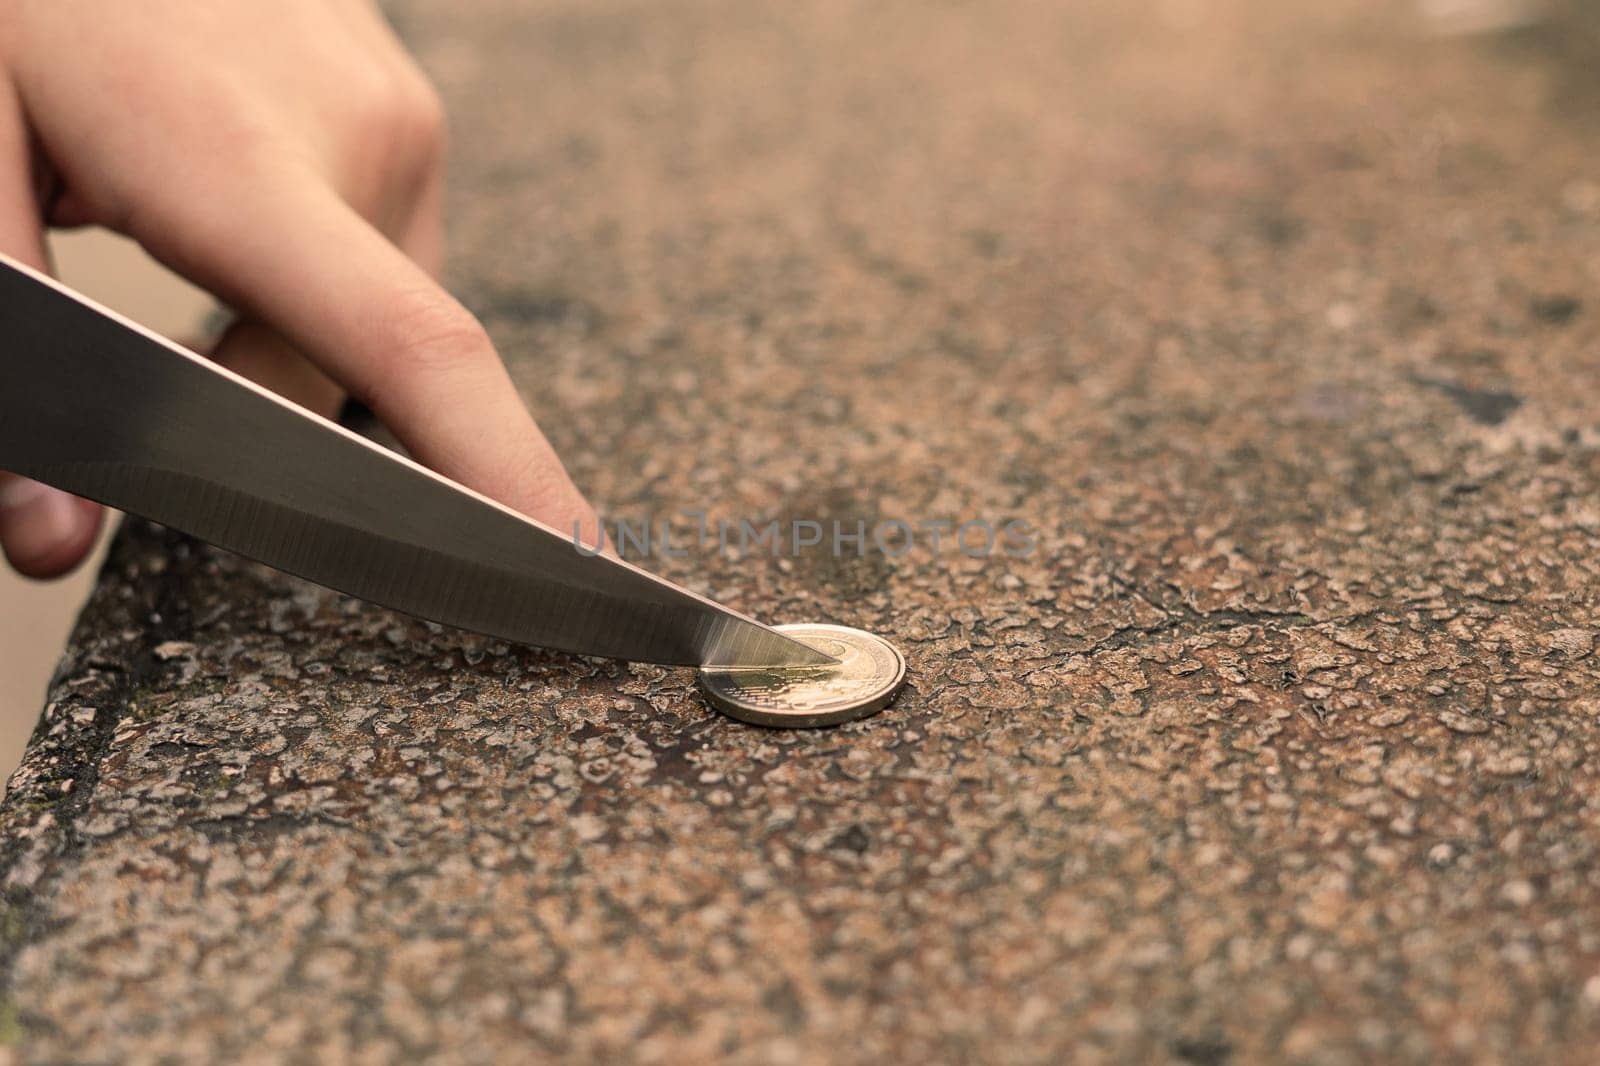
4,0,1600,1061
1413,375,1526,427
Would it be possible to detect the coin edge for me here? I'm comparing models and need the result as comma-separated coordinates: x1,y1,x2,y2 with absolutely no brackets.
697,624,906,728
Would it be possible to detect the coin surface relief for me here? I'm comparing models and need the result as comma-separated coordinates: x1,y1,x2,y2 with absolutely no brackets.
697,623,907,727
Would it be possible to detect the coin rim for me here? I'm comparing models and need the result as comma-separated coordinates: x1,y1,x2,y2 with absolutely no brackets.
697,623,907,728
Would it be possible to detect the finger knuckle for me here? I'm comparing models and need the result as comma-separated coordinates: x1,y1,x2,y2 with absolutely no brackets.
383,292,494,379
497,447,579,518
401,81,449,164
349,68,447,173
344,69,400,132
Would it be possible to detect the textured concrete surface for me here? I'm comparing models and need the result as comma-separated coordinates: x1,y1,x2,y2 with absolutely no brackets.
4,0,1600,1061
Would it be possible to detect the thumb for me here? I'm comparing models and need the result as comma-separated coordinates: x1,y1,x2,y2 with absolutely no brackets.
0,85,102,579
0,476,103,579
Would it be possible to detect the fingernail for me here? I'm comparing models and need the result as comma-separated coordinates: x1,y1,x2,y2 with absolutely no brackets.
0,480,86,559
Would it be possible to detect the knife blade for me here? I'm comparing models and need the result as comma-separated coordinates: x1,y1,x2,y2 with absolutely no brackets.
0,255,833,669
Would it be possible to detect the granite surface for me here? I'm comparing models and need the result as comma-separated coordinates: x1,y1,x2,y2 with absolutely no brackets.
5,0,1600,1061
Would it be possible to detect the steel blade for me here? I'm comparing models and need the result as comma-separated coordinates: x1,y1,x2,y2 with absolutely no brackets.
0,256,833,669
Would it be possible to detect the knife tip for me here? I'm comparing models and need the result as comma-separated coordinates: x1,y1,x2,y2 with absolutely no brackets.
700,624,840,670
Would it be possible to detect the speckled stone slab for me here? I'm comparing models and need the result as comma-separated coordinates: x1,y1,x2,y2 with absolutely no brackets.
4,0,1600,1061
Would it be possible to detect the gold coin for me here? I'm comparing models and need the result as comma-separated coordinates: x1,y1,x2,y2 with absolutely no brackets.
697,623,906,728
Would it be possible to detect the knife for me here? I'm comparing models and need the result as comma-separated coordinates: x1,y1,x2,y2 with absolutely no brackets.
0,255,832,669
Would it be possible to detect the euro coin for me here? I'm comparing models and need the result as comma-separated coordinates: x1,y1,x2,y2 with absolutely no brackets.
697,623,906,727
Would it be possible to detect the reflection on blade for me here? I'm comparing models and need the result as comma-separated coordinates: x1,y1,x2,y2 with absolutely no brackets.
0,255,834,669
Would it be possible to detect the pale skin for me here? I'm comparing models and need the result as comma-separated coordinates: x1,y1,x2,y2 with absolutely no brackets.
0,0,598,579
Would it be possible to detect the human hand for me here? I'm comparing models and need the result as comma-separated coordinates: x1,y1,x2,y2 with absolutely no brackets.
0,0,597,578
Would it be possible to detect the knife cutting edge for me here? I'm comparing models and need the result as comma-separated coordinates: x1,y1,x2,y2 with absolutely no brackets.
0,254,834,669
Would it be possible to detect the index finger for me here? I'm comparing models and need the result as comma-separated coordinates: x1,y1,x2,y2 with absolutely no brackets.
132,167,598,541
